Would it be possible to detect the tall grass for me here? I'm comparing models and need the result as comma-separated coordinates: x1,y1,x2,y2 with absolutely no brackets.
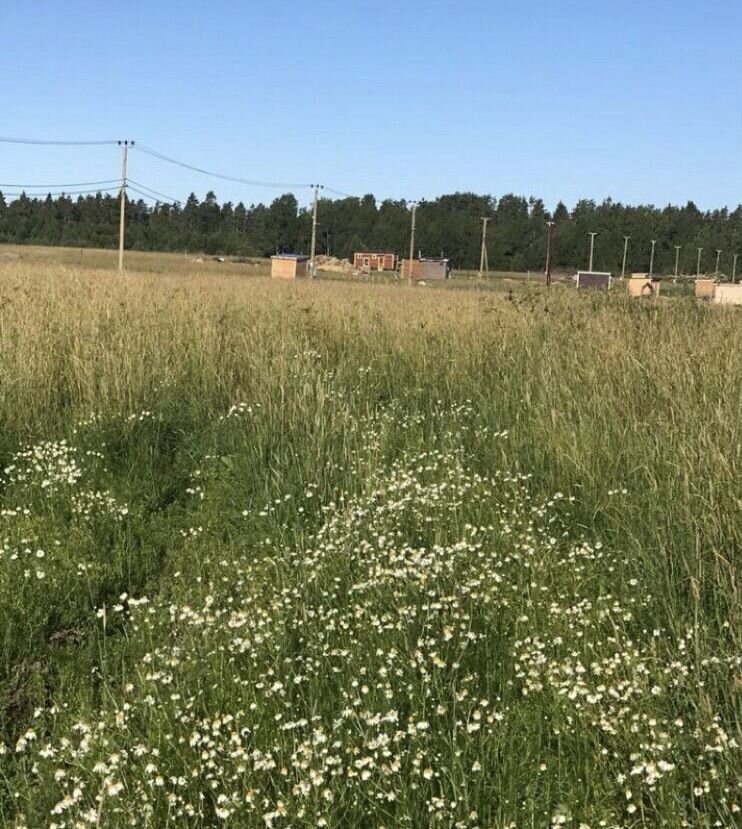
0,263,739,828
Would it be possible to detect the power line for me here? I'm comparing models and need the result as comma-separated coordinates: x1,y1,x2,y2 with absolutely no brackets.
0,187,121,198
133,143,313,190
127,185,180,205
323,185,357,199
0,179,120,189
0,135,359,200
127,186,160,203
0,136,120,146
128,179,180,204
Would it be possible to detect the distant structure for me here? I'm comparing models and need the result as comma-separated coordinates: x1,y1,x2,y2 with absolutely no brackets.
401,258,451,281
627,274,660,298
353,252,396,271
694,278,716,300
713,284,742,305
576,270,612,290
271,254,309,279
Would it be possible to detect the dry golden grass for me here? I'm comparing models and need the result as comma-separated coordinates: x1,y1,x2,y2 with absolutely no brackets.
0,255,740,827
1,260,739,588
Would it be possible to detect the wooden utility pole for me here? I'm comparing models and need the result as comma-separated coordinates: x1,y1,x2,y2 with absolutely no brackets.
673,245,681,282
696,247,703,277
309,184,322,277
715,249,722,278
545,221,555,287
478,217,490,278
733,253,738,283
407,203,417,281
621,235,630,278
649,240,656,278
118,140,132,272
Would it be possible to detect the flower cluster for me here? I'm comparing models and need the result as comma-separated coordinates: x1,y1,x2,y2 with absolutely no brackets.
3,424,738,828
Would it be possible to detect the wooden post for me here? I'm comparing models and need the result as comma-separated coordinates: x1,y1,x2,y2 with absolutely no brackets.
545,221,555,287
118,140,131,272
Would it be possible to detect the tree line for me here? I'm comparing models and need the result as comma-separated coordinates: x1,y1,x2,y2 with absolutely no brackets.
1,189,740,274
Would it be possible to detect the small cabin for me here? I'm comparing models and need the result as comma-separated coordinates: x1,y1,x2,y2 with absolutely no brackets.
694,279,716,300
271,254,309,279
353,252,396,271
627,275,660,298
576,271,612,290
713,284,742,306
401,258,450,281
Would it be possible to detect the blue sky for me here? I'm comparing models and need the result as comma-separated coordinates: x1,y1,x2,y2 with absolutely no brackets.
1,1,740,210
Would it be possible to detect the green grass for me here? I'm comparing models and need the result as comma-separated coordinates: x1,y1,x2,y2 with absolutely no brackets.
0,261,740,828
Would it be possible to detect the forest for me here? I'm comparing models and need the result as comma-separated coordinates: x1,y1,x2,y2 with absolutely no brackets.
1,188,740,274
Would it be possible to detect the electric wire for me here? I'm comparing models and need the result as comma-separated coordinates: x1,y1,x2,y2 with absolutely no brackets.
126,185,160,202
323,185,358,199
127,184,180,204
134,143,313,190
0,135,360,202
0,136,121,146
127,179,180,204
0,179,120,189
0,187,121,198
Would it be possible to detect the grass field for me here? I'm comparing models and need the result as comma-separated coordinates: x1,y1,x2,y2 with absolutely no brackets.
0,252,739,828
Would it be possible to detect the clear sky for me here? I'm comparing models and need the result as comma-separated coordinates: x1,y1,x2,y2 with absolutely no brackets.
1,1,740,210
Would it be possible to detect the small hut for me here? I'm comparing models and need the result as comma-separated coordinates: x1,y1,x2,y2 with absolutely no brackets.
627,275,660,298
713,284,742,305
271,254,309,279
694,279,716,300
353,252,396,271
401,258,450,280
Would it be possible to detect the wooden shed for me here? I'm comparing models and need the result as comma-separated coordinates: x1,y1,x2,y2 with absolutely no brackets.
713,284,742,305
401,258,450,281
353,252,396,271
694,279,716,300
271,254,309,279
627,276,660,298
576,271,612,290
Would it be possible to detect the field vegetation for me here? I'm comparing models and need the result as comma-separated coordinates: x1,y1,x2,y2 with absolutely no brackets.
0,257,739,828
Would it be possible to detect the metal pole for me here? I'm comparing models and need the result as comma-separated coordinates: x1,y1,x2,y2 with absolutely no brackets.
621,235,630,278
309,184,321,277
673,245,681,282
733,253,738,283
696,247,703,278
118,140,131,273
407,203,417,281
588,232,597,271
545,221,555,287
649,240,656,278
478,217,490,278
715,249,722,278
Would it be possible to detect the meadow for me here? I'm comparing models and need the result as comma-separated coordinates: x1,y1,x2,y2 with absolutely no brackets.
0,254,739,828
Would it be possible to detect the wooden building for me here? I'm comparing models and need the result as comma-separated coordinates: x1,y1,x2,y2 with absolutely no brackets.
401,258,450,281
694,279,716,300
627,275,660,298
713,284,742,305
353,252,396,271
271,254,309,279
